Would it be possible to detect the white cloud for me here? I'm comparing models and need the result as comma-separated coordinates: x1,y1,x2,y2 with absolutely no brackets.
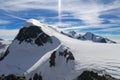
0,0,119,27
0,29,19,40
96,27,120,32
62,0,120,26
0,0,58,11
109,19,120,24
5,13,27,21
61,23,119,31
0,20,10,24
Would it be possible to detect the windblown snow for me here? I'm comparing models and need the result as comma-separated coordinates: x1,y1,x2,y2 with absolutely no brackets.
0,19,120,80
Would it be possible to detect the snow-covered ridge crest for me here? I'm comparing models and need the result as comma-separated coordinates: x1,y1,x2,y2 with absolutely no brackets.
23,19,42,27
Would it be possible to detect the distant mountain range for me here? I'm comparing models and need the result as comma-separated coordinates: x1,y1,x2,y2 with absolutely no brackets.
61,31,116,43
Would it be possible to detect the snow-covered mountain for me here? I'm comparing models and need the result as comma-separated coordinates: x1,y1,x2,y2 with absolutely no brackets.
0,19,61,74
0,19,120,80
61,31,116,43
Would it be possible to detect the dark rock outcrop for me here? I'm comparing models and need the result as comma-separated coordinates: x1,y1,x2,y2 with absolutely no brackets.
33,73,42,80
76,71,119,80
59,49,75,62
0,74,26,80
49,51,56,67
15,26,52,46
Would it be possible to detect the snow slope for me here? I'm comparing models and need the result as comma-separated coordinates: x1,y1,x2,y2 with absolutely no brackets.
0,19,120,80
33,23,120,79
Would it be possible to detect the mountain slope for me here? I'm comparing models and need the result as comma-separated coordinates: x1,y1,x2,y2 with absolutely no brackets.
0,19,120,80
35,24,120,79
0,19,61,75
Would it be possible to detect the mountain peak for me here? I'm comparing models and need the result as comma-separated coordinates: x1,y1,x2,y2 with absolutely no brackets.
14,19,53,45
85,32,93,35
23,19,42,27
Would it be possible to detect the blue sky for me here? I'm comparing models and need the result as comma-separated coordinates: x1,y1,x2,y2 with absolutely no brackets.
0,0,120,42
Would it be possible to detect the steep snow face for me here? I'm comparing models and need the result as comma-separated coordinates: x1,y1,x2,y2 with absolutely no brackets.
0,19,61,75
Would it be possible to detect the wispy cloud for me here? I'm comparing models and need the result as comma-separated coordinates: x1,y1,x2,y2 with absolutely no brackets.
5,13,27,21
0,20,10,24
62,0,120,26
0,29,19,40
0,0,119,27
0,0,57,11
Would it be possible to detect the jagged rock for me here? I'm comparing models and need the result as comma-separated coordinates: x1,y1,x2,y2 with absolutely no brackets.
49,51,56,67
0,74,26,80
33,73,42,80
59,49,75,62
76,71,119,80
16,26,52,46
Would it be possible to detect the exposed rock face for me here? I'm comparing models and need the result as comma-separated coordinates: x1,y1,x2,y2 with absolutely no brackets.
76,71,119,80
59,49,75,62
15,26,52,46
33,73,42,80
49,51,56,67
0,74,26,80
49,49,75,67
